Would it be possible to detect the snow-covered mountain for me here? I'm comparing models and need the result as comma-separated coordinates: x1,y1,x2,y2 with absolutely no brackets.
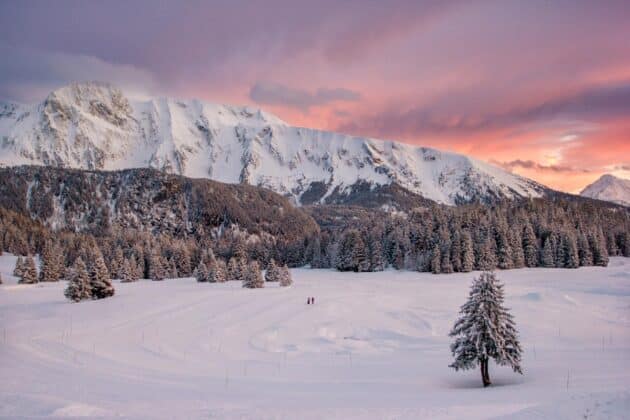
580,174,630,207
0,82,547,206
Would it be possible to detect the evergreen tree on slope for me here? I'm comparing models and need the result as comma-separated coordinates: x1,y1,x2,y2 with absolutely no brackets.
210,260,228,283
449,272,522,387
522,223,538,267
265,259,280,282
242,261,264,288
90,249,115,299
196,260,209,282
460,231,474,273
13,256,24,278
19,256,38,284
64,257,92,302
39,241,64,282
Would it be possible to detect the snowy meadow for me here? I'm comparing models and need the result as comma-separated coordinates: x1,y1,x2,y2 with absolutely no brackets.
1,254,629,419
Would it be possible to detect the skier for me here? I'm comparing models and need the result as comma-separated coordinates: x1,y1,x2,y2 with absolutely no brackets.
312,296,315,305
307,297,311,305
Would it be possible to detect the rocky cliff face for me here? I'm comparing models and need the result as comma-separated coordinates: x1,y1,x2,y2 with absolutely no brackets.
0,82,548,206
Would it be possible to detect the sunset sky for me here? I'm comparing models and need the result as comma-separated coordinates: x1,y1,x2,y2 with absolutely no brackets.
1,0,629,193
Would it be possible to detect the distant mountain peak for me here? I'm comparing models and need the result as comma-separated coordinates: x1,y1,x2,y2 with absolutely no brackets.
0,82,548,207
580,174,630,207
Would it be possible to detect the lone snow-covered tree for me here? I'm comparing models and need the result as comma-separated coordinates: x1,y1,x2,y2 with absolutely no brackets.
64,257,92,302
19,256,38,284
449,272,522,387
90,250,115,299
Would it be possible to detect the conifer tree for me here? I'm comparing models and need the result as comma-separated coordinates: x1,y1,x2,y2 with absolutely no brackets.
211,260,228,283
461,232,474,272
577,232,593,266
89,251,115,299
509,229,525,268
174,245,193,276
369,237,386,272
451,231,463,272
496,229,513,270
561,232,579,268
449,272,522,387
227,257,240,281
110,247,124,279
39,241,63,282
130,255,143,280
430,244,441,274
522,223,538,267
64,257,92,302
120,258,133,283
440,245,454,274
335,229,370,272
541,236,555,267
196,261,209,282
204,248,217,268
265,259,279,282
477,238,497,271
242,261,264,288
590,230,609,266
305,236,322,268
279,264,293,287
19,256,38,284
168,257,178,279
149,249,166,281
13,256,24,278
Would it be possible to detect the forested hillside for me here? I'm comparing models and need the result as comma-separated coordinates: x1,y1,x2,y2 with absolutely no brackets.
0,166,628,281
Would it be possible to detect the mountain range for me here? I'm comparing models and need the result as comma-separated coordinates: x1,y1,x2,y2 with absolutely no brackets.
0,82,550,207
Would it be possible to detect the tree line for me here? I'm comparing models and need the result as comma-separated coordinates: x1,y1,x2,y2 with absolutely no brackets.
304,198,630,273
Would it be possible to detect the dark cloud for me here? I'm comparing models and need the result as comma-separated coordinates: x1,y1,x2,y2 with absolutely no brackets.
611,164,630,172
0,1,460,87
336,82,630,139
0,44,156,102
492,159,590,174
249,82,360,111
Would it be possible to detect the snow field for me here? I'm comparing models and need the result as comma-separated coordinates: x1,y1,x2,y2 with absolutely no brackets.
1,254,629,419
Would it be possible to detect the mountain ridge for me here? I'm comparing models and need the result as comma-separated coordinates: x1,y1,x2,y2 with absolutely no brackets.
0,81,550,206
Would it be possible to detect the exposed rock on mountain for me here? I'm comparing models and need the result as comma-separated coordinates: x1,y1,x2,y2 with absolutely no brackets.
0,82,548,207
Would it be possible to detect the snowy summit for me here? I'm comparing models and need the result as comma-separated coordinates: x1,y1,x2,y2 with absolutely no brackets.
0,82,547,206
580,174,630,207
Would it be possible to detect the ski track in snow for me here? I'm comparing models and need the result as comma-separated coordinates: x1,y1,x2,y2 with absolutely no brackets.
1,255,630,419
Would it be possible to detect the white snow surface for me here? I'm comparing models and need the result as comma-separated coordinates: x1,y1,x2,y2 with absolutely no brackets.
581,174,630,207
1,254,629,419
0,82,545,205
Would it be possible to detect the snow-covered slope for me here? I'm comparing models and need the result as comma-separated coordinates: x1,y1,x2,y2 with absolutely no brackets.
580,174,630,207
2,254,630,418
0,82,547,205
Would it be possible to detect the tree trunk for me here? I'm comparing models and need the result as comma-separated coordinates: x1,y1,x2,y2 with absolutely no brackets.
481,358,491,387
